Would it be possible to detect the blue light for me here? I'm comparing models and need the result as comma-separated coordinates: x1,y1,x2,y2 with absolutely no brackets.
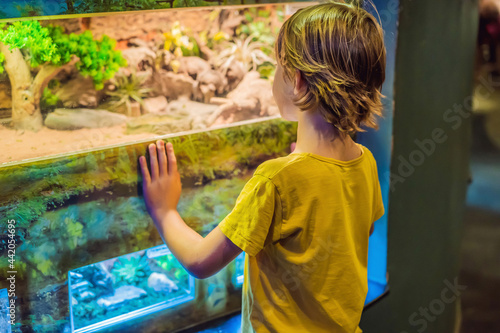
68,244,195,333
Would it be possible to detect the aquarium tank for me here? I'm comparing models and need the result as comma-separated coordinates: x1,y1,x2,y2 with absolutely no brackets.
0,1,391,332
68,244,195,332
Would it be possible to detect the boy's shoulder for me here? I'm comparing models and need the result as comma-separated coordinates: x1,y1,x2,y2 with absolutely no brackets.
254,154,309,181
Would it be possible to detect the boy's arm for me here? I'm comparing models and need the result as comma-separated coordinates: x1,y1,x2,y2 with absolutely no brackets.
139,140,242,279
156,210,242,279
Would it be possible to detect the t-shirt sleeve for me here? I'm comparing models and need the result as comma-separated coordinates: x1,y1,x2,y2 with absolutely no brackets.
218,173,282,257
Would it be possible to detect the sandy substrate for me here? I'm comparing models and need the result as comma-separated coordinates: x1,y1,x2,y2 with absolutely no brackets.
0,123,159,165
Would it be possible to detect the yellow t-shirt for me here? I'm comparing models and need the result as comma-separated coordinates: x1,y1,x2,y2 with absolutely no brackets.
218,144,384,333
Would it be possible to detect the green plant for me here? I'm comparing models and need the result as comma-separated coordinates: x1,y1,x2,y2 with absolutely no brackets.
164,21,200,65
104,71,151,116
0,20,127,131
73,0,171,13
66,217,84,250
156,254,186,281
112,254,150,285
240,20,275,47
213,33,275,77
238,7,279,51
14,0,44,17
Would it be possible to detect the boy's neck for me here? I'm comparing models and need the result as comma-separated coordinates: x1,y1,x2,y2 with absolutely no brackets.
292,109,362,161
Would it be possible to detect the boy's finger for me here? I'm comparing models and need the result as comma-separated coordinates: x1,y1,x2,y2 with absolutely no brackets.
139,156,151,185
157,140,168,176
166,142,178,175
149,143,160,180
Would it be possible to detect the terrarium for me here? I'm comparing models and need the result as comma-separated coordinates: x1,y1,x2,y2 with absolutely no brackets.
68,245,195,332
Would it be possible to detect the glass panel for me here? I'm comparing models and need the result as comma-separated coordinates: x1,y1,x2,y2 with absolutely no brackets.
68,245,195,333
0,0,313,20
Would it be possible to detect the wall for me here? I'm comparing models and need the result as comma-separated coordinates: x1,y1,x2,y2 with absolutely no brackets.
360,0,478,332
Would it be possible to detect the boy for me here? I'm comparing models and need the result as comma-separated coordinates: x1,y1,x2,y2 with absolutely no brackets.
139,1,386,332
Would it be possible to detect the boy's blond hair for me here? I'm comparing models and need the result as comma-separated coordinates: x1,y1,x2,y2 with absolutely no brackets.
274,0,386,134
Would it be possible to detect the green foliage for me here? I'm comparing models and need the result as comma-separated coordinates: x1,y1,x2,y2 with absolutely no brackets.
163,21,200,62
239,20,275,48
0,21,126,90
103,71,151,115
65,217,84,250
213,33,274,75
155,253,186,281
112,254,150,285
14,0,44,17
74,0,172,13
42,87,60,106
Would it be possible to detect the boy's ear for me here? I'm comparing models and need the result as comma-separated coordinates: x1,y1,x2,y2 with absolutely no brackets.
293,69,306,95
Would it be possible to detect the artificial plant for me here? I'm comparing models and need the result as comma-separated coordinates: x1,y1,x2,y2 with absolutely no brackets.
0,21,127,131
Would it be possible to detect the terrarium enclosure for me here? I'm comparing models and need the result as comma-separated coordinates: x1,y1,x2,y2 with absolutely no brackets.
0,2,309,163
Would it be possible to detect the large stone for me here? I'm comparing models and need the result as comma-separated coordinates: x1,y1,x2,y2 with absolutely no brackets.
177,56,212,80
193,69,226,103
208,71,277,126
147,272,179,293
143,96,168,114
96,285,147,309
146,71,194,100
120,47,156,71
54,77,103,108
167,98,219,129
45,108,127,130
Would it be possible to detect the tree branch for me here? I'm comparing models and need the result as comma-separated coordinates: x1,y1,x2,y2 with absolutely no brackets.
0,42,32,88
32,57,79,102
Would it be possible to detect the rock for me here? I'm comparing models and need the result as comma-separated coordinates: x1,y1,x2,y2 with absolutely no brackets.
143,96,168,114
114,101,142,117
45,108,127,130
96,285,147,309
147,272,179,293
54,76,103,108
225,61,246,92
158,50,175,70
193,69,226,103
208,71,277,126
177,56,212,80
146,71,194,100
219,10,245,37
78,290,96,302
120,47,156,71
71,280,91,293
167,98,219,128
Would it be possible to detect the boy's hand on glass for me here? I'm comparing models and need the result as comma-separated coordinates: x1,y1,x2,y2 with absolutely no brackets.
139,140,182,225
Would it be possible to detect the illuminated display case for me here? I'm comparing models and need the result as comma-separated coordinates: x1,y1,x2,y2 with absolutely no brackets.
0,1,392,332
68,245,195,332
